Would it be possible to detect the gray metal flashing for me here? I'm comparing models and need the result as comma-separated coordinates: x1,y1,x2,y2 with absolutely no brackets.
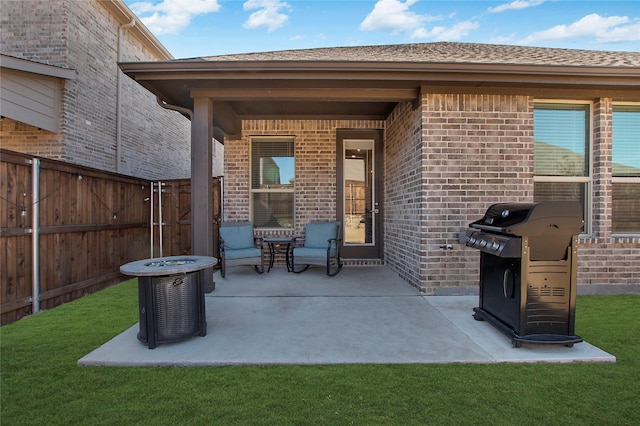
0,54,76,80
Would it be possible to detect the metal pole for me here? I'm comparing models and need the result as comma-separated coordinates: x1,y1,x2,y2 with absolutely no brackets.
158,181,163,257
150,182,154,258
31,158,40,314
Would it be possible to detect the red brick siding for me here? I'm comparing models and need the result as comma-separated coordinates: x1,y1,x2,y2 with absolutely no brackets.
225,119,385,239
384,101,425,287
386,93,535,293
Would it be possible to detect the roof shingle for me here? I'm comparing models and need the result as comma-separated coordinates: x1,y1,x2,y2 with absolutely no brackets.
194,42,640,68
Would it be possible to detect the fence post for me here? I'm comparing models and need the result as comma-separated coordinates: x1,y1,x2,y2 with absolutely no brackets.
150,183,154,258
158,181,163,257
31,157,40,314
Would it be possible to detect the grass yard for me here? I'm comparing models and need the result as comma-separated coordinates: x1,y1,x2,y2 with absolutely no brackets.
1,280,638,425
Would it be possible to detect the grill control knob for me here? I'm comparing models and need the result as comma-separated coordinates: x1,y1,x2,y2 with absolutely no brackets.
491,242,501,251
479,240,487,248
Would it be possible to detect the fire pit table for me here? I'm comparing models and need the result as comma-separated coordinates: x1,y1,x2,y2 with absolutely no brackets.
120,255,217,349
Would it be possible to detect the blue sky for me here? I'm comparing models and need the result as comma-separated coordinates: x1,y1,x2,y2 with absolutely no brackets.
123,0,640,59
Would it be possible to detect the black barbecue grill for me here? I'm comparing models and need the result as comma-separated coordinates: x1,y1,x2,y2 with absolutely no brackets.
466,201,584,347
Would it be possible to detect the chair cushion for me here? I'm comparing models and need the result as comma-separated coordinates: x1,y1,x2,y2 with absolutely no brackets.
304,222,338,248
220,225,255,250
224,247,261,260
294,246,337,258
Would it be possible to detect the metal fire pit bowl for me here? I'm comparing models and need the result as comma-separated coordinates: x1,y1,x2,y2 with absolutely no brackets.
121,256,217,349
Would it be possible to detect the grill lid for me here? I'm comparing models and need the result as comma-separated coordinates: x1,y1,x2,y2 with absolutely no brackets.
478,203,536,228
470,201,583,236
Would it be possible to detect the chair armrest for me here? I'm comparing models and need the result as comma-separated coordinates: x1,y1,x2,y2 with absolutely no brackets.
327,237,341,246
254,236,264,249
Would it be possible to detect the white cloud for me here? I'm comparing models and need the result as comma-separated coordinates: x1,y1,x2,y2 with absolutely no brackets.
488,34,517,45
412,20,480,40
243,0,291,31
521,13,640,44
488,0,545,14
360,0,440,35
359,0,478,42
129,0,221,35
597,20,640,43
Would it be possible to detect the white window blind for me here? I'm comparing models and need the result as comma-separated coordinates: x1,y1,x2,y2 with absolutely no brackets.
250,138,295,229
533,102,591,233
612,105,640,234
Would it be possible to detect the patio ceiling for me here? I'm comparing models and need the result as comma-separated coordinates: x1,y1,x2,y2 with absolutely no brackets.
119,66,422,138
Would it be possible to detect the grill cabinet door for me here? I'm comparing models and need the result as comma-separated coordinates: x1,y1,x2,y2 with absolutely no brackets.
478,252,522,332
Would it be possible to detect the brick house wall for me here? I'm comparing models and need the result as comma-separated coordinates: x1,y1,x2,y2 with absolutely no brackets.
390,93,534,293
578,98,640,290
384,101,425,288
411,93,637,293
1,0,192,180
0,120,65,159
223,94,638,293
225,119,384,238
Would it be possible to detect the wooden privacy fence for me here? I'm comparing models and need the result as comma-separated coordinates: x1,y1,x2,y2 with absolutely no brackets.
0,149,221,325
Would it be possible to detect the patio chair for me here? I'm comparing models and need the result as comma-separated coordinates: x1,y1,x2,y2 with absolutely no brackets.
291,221,343,276
219,221,265,277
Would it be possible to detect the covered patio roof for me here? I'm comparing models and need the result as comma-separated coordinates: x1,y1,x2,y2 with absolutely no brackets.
120,42,640,139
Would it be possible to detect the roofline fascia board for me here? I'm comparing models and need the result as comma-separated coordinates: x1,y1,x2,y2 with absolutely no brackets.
99,0,173,60
119,60,640,77
127,71,639,90
1,54,76,80
120,64,639,89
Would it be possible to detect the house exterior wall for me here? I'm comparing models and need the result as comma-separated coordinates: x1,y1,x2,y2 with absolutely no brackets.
0,0,192,180
384,101,425,287
223,95,638,293
0,119,65,159
224,119,385,237
408,93,637,293
579,98,640,290
386,93,534,293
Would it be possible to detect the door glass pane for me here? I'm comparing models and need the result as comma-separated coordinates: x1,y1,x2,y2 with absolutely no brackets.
344,139,374,245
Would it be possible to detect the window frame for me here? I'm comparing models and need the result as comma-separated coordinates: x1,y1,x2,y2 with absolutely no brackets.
533,100,593,235
249,136,296,231
611,102,640,236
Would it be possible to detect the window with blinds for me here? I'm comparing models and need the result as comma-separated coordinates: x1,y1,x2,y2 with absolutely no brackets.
533,102,591,233
250,137,295,229
612,104,640,234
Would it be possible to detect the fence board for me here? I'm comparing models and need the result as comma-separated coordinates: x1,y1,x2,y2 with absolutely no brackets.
1,149,221,325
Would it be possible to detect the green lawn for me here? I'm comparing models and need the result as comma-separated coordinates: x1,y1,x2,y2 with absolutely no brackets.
1,280,638,425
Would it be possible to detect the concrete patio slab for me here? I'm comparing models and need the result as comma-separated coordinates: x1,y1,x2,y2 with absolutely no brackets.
78,266,616,367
